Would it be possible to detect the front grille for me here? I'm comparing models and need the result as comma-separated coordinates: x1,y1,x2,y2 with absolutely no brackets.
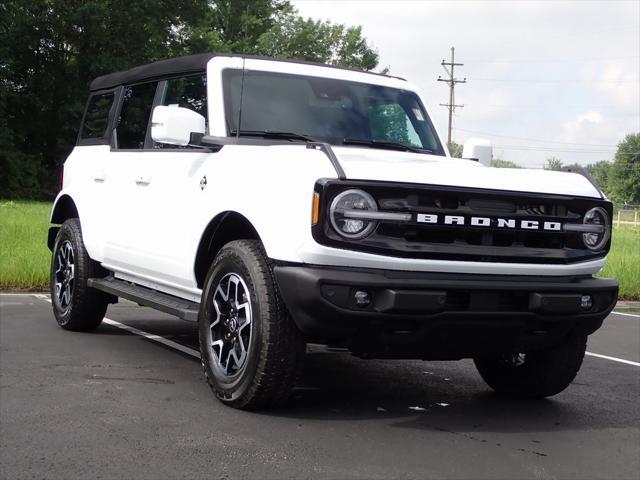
312,180,612,264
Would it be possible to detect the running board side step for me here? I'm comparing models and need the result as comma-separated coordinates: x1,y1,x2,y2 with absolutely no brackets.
88,276,200,322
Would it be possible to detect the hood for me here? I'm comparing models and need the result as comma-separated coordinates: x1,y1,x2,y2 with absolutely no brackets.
331,147,601,199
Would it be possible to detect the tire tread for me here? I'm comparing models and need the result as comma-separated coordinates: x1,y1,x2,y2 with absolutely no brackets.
474,335,587,398
200,240,304,409
51,218,108,331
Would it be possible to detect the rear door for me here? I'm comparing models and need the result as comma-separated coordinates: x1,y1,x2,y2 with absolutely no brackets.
69,90,118,260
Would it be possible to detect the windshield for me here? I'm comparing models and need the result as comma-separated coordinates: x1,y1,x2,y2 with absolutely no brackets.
223,70,445,155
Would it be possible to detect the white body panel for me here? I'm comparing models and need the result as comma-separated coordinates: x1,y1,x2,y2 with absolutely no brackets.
331,147,600,198
54,56,606,301
54,145,112,259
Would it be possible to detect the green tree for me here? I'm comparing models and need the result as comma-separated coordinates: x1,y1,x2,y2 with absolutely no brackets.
0,0,206,198
256,11,378,70
563,162,587,172
585,160,613,195
174,0,289,55
544,156,563,171
174,1,378,70
0,0,378,199
449,142,463,158
608,133,640,204
491,159,521,168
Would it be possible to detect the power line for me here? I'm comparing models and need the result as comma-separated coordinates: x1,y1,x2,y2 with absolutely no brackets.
471,104,637,110
461,105,639,118
472,78,639,84
437,46,466,148
541,24,640,41
494,145,640,157
494,145,615,154
454,128,617,147
465,55,639,64
503,164,640,169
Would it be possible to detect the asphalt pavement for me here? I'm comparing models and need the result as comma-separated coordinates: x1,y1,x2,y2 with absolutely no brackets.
1,293,638,480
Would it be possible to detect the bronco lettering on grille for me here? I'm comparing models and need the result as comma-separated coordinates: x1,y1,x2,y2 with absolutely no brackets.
416,213,562,231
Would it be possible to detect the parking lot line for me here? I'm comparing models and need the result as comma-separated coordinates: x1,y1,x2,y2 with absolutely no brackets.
99,318,640,368
610,311,640,318
102,318,201,359
27,294,200,358
24,293,639,368
585,352,640,367
101,317,640,368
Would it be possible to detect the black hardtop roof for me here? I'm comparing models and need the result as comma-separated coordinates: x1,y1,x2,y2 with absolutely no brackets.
90,53,216,91
89,53,404,92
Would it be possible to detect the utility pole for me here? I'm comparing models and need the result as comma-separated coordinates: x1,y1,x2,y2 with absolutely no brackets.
438,47,466,149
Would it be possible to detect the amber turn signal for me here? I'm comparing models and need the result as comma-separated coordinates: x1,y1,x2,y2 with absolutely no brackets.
312,192,320,225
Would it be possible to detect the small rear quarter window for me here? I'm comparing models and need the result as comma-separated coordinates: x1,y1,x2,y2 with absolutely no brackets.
81,92,114,139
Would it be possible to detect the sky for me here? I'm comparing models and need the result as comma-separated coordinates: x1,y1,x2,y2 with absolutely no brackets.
291,0,640,167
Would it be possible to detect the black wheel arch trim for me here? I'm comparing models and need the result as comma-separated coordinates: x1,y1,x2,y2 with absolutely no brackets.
194,211,263,289
48,195,80,251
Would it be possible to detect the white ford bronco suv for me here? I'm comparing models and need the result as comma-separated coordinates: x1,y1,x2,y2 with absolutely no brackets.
49,53,618,409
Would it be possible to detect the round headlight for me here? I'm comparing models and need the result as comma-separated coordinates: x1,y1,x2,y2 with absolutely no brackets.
330,189,378,239
582,207,610,251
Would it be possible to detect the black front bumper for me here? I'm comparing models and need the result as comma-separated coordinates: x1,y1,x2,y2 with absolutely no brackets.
274,264,618,359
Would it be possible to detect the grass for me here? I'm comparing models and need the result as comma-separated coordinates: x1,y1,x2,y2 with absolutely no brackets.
0,200,639,299
0,200,52,290
599,226,640,300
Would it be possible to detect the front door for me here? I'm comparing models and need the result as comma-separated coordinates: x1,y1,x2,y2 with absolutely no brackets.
102,75,210,295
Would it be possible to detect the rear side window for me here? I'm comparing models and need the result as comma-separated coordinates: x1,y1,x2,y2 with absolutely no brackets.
81,93,114,139
117,82,158,149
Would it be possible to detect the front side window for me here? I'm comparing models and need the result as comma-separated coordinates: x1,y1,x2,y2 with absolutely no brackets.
153,75,208,149
81,93,114,139
163,75,207,118
117,82,157,149
222,70,444,155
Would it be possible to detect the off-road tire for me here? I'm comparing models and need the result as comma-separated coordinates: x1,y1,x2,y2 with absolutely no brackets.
198,240,305,409
50,218,108,331
474,334,588,398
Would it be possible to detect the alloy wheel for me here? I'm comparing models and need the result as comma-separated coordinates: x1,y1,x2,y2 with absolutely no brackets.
54,240,75,312
209,273,253,377
505,353,527,367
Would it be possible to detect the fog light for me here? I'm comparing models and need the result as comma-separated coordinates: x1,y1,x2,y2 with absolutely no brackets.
354,290,371,307
580,295,593,310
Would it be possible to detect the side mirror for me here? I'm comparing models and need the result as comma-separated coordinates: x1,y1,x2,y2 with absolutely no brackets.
151,105,206,146
462,137,492,166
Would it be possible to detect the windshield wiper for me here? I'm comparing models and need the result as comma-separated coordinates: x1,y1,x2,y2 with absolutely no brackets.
229,129,319,142
342,138,432,154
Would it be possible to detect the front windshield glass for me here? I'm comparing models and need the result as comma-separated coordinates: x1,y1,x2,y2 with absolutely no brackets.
222,69,445,155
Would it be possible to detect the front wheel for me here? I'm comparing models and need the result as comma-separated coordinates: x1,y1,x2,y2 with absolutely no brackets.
50,218,108,331
474,334,588,398
198,240,305,409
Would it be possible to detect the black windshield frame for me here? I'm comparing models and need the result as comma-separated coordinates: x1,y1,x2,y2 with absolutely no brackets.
222,69,446,156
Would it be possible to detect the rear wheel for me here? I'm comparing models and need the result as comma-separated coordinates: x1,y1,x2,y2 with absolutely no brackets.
198,240,305,409
474,334,588,398
50,218,108,331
